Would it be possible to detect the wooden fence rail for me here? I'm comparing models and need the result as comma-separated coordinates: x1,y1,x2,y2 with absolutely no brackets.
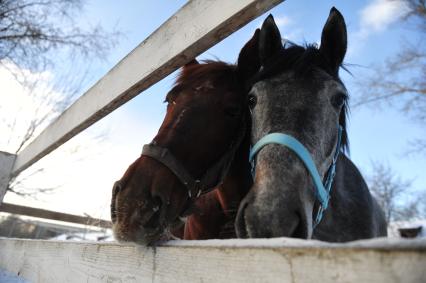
0,0,284,207
0,203,112,229
10,0,283,177
0,2,424,283
3,3,423,283
0,237,425,283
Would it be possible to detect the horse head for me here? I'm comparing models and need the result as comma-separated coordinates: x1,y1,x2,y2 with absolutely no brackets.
236,8,349,239
111,31,260,244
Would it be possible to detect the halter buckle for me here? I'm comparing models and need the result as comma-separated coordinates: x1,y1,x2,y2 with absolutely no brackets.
313,205,324,228
188,180,202,199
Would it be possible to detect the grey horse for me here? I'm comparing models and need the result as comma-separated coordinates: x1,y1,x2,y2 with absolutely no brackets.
235,7,387,242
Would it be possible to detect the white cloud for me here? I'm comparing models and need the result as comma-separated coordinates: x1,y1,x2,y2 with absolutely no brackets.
347,0,409,59
254,14,292,30
274,15,292,28
358,0,409,38
253,14,304,44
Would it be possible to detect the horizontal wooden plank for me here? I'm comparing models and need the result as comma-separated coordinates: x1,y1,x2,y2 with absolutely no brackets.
12,0,284,176
0,237,425,283
0,203,111,229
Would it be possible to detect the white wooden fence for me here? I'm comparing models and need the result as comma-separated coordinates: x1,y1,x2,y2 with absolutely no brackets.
2,0,282,179
0,237,425,283
0,0,282,207
1,1,425,282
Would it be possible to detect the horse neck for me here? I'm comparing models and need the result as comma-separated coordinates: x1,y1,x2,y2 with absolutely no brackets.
181,120,252,240
216,126,252,216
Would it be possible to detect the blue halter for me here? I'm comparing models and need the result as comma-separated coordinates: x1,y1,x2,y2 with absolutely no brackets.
249,126,343,227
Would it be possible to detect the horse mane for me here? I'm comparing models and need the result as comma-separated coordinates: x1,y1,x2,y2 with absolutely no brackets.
252,43,350,154
178,60,237,84
165,60,239,102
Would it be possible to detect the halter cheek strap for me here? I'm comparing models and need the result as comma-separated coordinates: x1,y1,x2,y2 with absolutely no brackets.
142,142,236,198
141,120,246,199
249,126,343,227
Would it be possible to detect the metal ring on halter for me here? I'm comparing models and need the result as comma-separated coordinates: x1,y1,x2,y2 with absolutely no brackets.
188,180,202,199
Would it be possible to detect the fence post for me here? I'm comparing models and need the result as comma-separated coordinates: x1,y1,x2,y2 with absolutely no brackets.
0,151,16,205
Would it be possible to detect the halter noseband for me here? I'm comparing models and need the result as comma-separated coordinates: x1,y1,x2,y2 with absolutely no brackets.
249,125,343,227
141,120,246,200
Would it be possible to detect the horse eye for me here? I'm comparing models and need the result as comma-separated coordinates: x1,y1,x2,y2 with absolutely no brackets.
331,92,346,108
248,94,257,109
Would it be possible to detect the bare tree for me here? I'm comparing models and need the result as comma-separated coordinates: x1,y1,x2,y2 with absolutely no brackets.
401,0,426,28
368,162,424,222
353,0,426,150
353,43,425,117
1,64,107,198
0,0,117,76
0,0,116,198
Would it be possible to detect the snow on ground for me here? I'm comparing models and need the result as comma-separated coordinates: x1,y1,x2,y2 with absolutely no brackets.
49,230,114,242
0,270,30,283
388,220,426,238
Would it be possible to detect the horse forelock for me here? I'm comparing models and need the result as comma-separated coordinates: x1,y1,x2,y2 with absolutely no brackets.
173,60,239,92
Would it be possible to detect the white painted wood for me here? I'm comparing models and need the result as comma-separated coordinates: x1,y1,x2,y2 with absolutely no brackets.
12,0,284,175
0,237,425,283
0,151,16,204
0,203,112,228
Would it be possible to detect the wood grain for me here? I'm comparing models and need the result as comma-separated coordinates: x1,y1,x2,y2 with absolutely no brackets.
0,237,425,283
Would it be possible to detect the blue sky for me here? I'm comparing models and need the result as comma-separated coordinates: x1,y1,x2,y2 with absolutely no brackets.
2,0,424,218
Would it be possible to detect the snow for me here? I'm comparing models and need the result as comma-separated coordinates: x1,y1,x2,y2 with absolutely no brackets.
49,231,114,242
0,270,30,283
388,220,426,238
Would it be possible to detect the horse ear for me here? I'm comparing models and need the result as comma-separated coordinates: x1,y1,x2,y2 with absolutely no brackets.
237,28,260,81
184,59,199,68
319,7,347,74
259,14,282,65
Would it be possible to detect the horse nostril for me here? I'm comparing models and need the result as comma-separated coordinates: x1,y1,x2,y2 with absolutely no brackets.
235,201,249,238
143,210,161,229
151,196,162,213
290,212,307,239
141,196,163,229
112,181,122,197
111,181,123,223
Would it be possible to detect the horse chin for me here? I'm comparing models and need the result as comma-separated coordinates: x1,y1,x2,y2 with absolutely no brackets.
112,222,162,245
236,185,313,239
112,216,185,246
237,209,311,239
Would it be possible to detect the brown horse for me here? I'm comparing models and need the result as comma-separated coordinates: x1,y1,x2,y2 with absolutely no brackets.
111,30,260,244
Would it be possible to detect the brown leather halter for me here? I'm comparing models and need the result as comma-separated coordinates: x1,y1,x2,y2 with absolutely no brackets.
141,120,246,199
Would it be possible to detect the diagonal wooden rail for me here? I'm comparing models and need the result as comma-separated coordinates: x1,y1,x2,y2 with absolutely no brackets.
11,0,283,176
